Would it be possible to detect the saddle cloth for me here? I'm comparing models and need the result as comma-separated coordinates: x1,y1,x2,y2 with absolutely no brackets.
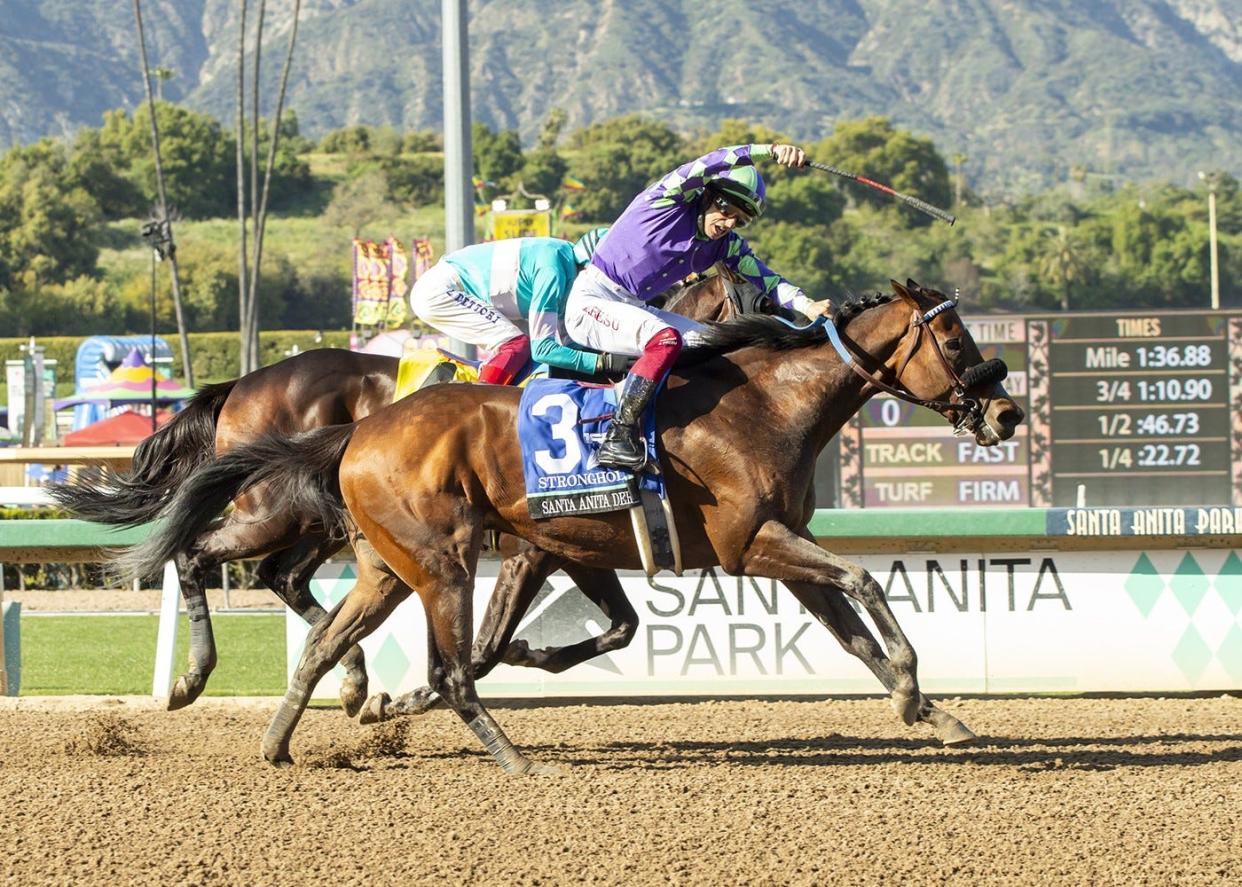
518,378,665,520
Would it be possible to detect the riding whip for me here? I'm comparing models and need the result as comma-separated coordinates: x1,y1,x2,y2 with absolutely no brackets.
807,160,956,226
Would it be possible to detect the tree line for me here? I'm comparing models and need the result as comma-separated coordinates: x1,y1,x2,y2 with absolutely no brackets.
1,103,1237,343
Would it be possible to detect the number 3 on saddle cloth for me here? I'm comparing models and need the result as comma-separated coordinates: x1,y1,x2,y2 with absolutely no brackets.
518,379,683,577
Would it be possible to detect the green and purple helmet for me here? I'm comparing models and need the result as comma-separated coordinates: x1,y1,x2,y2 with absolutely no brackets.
708,166,767,219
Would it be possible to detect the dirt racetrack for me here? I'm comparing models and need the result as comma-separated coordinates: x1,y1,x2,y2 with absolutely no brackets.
1,695,1238,885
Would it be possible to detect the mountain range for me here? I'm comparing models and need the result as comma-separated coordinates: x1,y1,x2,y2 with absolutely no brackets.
1,0,1237,191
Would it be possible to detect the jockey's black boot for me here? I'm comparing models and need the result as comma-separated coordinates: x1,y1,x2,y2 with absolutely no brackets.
597,374,656,471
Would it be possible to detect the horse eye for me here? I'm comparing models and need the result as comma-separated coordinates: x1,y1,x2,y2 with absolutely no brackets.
944,338,962,353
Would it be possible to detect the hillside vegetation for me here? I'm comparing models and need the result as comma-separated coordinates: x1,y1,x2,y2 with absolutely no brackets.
0,0,1237,191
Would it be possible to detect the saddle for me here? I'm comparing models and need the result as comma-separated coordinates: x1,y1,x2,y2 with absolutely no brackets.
393,346,681,575
517,378,682,577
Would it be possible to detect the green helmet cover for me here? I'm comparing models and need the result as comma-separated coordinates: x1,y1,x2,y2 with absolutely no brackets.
710,166,767,218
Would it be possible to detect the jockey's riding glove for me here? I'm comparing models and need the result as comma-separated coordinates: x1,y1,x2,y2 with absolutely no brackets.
597,353,637,375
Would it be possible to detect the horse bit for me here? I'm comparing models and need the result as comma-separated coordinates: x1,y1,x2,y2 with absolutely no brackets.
822,297,1008,436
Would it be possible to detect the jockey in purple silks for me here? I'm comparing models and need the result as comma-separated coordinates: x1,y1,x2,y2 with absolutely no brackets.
564,143,833,470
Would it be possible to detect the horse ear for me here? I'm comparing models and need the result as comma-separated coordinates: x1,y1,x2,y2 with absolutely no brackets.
905,278,920,292
890,279,918,308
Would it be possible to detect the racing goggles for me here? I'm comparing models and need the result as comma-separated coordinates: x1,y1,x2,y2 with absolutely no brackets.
711,194,754,229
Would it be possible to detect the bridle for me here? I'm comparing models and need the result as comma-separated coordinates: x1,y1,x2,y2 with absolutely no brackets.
822,296,1002,436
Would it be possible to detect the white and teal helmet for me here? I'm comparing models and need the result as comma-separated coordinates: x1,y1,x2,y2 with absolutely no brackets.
709,166,767,219
572,226,610,267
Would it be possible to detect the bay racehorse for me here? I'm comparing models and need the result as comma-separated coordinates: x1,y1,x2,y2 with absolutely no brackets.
120,280,1022,772
51,271,765,713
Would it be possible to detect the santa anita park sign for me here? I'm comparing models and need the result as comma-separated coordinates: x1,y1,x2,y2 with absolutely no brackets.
288,507,1242,698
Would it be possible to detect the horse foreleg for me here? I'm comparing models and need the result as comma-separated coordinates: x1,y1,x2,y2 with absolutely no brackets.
742,521,923,727
256,536,370,717
472,547,563,678
782,580,976,746
370,559,639,723
262,543,410,767
501,563,638,673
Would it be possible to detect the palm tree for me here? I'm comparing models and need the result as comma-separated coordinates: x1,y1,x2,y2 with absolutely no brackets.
1038,226,1089,312
153,66,176,101
951,153,967,208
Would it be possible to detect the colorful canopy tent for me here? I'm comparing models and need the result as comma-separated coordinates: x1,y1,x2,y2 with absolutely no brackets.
71,336,173,430
358,329,412,358
56,348,196,412
62,409,172,446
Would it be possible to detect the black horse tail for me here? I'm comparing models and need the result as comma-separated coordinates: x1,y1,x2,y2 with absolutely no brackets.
114,424,356,583
49,380,237,527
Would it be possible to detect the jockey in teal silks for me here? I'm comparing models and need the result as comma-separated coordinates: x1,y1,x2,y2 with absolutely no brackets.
409,231,625,384
563,143,832,470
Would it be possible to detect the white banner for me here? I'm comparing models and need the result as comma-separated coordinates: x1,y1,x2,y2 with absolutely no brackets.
288,548,1242,697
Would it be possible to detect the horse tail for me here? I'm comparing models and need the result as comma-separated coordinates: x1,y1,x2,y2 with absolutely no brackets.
48,380,237,527
113,424,357,583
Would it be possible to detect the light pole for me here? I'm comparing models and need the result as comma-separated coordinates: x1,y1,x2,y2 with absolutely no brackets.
1198,171,1220,311
442,0,475,358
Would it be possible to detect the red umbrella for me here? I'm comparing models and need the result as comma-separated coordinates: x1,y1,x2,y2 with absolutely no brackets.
63,409,173,446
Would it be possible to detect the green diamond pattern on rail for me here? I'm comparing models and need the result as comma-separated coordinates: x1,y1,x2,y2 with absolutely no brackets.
1216,624,1242,683
372,633,411,689
1171,624,1213,683
1124,553,1164,618
1216,552,1242,616
309,564,357,608
1169,553,1209,617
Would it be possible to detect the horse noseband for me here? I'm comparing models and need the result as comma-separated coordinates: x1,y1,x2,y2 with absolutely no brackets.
961,358,1008,389
949,359,1010,435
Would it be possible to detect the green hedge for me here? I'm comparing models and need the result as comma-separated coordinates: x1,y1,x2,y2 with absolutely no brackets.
0,329,355,396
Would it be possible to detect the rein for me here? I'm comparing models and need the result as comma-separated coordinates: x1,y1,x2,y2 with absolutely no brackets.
822,298,988,435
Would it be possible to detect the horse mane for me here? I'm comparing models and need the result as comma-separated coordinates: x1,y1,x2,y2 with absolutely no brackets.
677,290,896,363
833,290,895,327
678,314,827,363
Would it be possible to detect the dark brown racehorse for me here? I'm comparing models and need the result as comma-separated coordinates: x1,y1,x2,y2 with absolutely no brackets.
122,280,1023,772
51,272,760,713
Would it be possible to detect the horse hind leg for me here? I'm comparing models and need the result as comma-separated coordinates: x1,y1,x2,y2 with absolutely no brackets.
261,545,411,767
420,570,560,776
165,506,305,710
366,558,639,723
356,507,559,775
168,548,219,711
363,545,562,724
256,535,370,717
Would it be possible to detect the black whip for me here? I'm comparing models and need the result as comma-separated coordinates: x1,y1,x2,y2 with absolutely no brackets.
807,160,956,226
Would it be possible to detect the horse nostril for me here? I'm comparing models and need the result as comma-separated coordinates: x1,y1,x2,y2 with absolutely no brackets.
998,406,1024,429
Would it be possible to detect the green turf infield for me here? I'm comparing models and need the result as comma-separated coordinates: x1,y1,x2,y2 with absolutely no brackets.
20,614,286,696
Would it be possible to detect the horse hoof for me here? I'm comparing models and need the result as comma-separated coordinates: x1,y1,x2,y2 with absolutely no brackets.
938,721,977,747
502,639,534,667
923,705,977,746
358,692,390,726
340,675,369,719
522,761,567,777
263,746,294,768
891,689,920,727
166,674,204,711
